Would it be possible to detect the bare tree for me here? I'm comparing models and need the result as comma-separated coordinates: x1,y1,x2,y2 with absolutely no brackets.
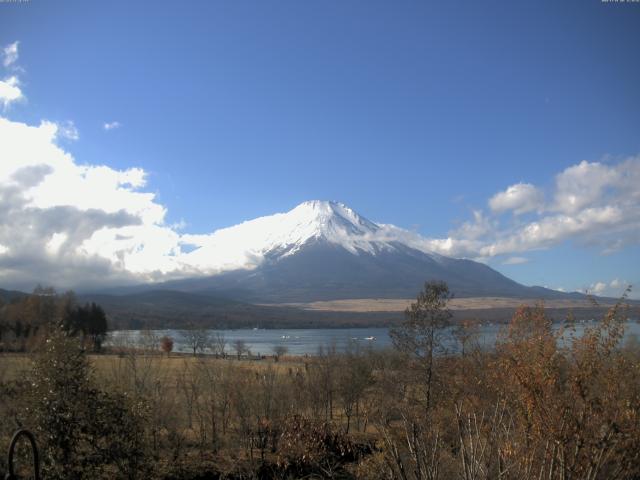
211,332,227,358
273,344,288,361
314,342,338,421
453,320,480,357
390,280,452,415
184,328,211,356
139,329,160,353
337,345,374,433
233,339,247,359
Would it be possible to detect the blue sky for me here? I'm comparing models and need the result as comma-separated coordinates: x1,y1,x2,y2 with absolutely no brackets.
0,0,639,296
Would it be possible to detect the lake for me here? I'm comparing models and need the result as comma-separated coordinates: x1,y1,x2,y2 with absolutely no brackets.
107,319,640,356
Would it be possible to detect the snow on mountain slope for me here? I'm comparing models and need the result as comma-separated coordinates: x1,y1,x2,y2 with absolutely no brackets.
180,200,432,273
117,200,576,302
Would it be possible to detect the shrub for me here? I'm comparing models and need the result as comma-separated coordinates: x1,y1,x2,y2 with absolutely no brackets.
28,327,149,479
160,336,174,356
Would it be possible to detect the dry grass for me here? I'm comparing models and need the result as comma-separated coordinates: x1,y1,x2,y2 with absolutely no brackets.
267,296,619,312
0,352,305,384
0,353,30,382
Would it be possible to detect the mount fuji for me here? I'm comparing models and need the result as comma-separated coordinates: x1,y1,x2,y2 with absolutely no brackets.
144,200,571,303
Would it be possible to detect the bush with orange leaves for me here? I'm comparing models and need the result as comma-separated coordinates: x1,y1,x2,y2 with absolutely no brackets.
275,415,367,478
378,289,640,480
490,296,640,479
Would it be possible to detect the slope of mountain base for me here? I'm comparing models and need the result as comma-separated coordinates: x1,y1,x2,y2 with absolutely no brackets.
267,296,624,312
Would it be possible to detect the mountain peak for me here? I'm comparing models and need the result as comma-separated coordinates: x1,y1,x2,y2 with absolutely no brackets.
298,199,342,208
290,200,379,237
182,200,394,273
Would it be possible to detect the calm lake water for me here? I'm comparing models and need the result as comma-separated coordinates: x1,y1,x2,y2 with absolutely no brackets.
108,320,640,356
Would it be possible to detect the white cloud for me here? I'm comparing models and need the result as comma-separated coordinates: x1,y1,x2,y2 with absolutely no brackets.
57,120,79,141
584,279,631,298
0,115,193,289
46,232,68,256
0,119,163,225
103,121,121,131
553,160,620,214
591,282,607,295
3,42,19,68
421,157,640,260
0,43,153,290
171,219,187,230
502,256,529,265
1,42,25,108
479,205,626,257
489,182,543,215
0,76,24,108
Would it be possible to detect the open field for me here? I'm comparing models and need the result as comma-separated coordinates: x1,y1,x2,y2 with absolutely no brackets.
0,351,303,383
268,296,623,312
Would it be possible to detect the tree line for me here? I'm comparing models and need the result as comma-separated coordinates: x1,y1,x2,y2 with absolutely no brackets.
0,286,108,352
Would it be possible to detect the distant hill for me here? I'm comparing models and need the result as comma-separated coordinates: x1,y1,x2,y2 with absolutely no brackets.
79,289,638,330
77,290,401,330
0,288,28,303
2,285,633,330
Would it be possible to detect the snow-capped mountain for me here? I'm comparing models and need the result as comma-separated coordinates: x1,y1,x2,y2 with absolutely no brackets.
154,200,569,303
181,200,411,272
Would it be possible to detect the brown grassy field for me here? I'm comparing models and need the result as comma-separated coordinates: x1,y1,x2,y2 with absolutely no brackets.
0,352,304,384
269,296,621,312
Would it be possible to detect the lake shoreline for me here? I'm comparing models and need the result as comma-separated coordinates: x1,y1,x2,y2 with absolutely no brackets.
107,320,640,357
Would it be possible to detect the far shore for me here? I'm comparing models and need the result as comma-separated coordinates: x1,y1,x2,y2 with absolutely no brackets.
262,296,626,312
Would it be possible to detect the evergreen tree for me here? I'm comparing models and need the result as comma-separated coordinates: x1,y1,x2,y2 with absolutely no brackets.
30,328,97,479
29,327,148,479
87,303,108,351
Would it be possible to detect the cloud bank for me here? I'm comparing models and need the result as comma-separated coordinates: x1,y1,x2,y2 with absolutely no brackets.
0,117,189,290
421,157,640,261
585,278,631,299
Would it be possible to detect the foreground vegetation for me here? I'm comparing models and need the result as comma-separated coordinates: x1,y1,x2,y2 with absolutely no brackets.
1,283,639,479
